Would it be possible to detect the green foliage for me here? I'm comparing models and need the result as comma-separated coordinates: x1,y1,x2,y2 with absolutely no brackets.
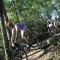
0,32,4,60
1,1,60,59
0,33,3,47
3,0,60,46
0,48,5,60
3,0,60,22
50,36,60,46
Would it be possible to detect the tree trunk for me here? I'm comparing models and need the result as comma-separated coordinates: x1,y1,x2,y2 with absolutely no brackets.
3,6,8,21
0,0,10,60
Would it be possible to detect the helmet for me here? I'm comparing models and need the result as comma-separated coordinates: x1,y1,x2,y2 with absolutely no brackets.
48,20,51,24
48,20,51,22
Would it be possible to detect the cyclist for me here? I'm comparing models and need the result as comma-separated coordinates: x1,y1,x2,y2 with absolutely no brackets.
47,20,53,28
15,21,27,42
47,19,59,35
5,20,15,44
47,20,54,35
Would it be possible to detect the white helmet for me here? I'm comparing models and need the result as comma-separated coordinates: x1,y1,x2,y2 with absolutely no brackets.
48,20,51,22
47,20,52,24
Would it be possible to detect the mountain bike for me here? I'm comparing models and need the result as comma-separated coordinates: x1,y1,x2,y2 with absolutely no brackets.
9,43,28,60
16,29,39,51
25,30,39,48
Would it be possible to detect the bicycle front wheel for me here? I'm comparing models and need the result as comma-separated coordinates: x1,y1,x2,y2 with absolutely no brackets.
12,49,28,60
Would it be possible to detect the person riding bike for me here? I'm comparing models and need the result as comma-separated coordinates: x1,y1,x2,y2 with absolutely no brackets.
47,20,53,28
47,20,55,35
5,20,28,60
47,19,58,36
14,21,27,43
5,20,15,44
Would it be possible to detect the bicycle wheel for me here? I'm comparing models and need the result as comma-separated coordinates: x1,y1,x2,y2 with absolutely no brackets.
28,33,39,48
32,35,38,48
12,49,28,60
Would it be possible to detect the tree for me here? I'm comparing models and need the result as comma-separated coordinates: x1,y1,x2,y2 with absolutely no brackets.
3,0,60,34
3,6,8,21
0,0,10,60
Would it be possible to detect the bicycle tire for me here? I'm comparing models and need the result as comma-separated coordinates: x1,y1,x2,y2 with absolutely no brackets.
12,49,28,60
28,33,39,48
31,35,39,48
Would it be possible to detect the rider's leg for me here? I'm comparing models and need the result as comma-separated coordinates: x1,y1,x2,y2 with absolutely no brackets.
21,29,24,39
54,26,59,33
21,30,28,43
48,28,52,35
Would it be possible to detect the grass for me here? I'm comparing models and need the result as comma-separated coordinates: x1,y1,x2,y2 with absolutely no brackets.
0,32,4,60
0,32,3,47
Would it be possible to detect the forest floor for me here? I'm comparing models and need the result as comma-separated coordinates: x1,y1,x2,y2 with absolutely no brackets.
23,33,60,60
23,45,60,60
0,33,60,60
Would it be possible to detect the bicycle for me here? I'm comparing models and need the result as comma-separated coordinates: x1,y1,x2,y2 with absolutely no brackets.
24,30,39,48
9,43,28,60
16,29,39,51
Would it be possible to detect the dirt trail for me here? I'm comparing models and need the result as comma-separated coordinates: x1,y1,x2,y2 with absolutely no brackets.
23,45,59,60
23,33,60,60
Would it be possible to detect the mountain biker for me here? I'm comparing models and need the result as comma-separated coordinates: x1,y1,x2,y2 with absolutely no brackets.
47,19,54,35
15,21,27,42
5,20,15,44
47,20,53,28
5,20,27,46
47,19,59,35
